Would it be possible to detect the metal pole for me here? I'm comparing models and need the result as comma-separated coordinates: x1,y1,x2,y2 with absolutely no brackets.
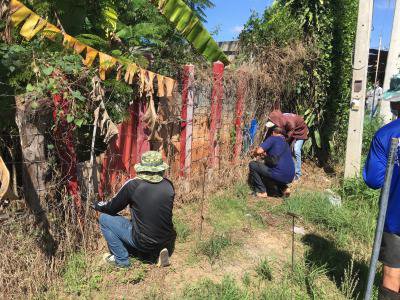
198,161,207,241
364,138,399,300
287,212,299,275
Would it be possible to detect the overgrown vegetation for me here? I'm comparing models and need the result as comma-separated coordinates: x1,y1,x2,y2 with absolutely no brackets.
240,0,359,163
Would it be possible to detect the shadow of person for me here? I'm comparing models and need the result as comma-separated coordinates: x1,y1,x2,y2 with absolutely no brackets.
126,235,176,265
23,163,58,258
302,234,372,298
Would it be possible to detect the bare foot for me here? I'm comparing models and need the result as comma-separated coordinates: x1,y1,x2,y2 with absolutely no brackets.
256,192,269,198
283,188,291,198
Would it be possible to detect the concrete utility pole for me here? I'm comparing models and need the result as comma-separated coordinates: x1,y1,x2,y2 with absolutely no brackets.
381,0,400,124
344,0,374,178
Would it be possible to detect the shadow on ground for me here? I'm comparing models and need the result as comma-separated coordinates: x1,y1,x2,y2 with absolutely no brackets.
302,234,372,298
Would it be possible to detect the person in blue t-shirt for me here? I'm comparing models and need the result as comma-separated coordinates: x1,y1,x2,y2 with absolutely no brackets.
363,92,400,299
249,126,295,198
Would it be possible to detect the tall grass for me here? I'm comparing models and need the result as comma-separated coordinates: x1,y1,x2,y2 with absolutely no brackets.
278,178,379,246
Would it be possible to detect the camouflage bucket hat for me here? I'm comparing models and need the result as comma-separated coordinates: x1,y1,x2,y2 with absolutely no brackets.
384,74,400,102
134,151,169,183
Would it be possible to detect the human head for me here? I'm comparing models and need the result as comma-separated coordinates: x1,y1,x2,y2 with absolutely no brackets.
134,151,169,183
271,126,286,136
391,101,400,118
266,110,285,129
383,74,400,118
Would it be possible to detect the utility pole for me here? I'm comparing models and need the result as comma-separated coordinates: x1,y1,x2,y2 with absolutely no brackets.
381,0,400,124
344,0,374,178
371,35,382,119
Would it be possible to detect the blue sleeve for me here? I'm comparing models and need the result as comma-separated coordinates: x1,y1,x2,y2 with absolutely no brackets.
363,133,387,189
260,138,272,152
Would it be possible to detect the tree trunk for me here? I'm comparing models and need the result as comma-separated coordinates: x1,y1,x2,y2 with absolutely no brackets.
15,95,51,216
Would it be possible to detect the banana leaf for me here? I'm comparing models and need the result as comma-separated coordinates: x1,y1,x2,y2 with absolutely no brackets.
150,0,230,65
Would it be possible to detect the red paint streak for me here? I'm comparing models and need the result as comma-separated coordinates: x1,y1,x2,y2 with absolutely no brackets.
99,100,150,197
208,61,225,168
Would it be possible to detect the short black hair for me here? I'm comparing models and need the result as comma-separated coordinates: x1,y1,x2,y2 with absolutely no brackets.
272,126,286,135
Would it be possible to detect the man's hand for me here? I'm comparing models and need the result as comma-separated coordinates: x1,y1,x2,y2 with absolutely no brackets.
251,147,265,158
93,200,108,212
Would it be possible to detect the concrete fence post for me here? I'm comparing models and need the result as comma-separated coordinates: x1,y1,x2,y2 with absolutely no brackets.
208,61,225,168
180,64,195,178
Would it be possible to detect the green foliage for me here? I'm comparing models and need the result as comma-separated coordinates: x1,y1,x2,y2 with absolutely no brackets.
241,272,251,287
153,0,229,64
240,0,359,162
240,3,301,49
23,0,214,76
207,183,264,232
186,0,215,23
339,260,360,299
362,116,383,156
62,252,102,296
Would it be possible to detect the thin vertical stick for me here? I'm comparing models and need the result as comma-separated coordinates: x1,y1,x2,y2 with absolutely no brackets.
86,118,98,206
287,212,298,276
292,215,295,274
371,35,382,119
198,161,207,241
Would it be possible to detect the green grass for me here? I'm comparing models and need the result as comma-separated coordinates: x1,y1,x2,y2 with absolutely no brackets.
182,260,339,300
60,175,381,299
182,276,249,300
198,233,232,262
265,176,382,298
362,116,383,156
174,216,192,242
272,177,379,247
209,183,264,232
62,252,102,297
255,259,273,281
